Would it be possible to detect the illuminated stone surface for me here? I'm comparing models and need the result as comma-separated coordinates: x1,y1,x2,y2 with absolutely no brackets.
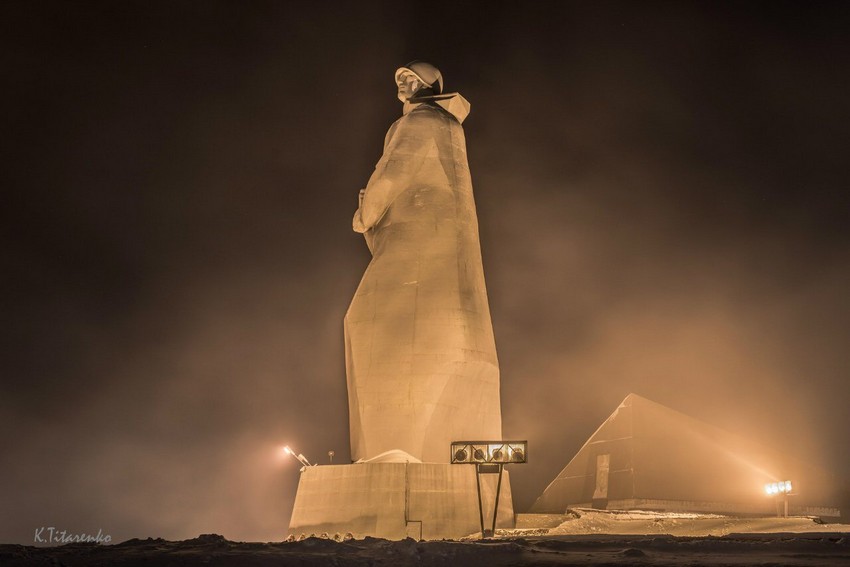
346,88,501,463
288,463,513,540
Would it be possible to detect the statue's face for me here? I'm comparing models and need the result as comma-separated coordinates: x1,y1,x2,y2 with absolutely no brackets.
396,71,422,102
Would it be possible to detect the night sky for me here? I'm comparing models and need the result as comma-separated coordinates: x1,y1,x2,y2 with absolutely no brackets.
3,0,849,544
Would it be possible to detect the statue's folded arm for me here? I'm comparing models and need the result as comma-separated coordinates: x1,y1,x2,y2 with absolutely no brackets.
353,110,438,233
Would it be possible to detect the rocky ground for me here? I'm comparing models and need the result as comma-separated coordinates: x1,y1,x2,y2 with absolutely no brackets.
2,531,849,566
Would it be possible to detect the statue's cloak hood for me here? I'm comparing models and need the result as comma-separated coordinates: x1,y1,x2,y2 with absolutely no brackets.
403,92,471,124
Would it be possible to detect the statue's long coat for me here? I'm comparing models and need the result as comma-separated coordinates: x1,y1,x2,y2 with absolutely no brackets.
346,95,502,463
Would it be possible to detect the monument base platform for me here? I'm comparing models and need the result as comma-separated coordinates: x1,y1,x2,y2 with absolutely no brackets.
288,462,514,540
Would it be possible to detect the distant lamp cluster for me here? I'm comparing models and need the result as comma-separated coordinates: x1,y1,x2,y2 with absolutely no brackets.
764,480,793,495
765,480,794,518
451,441,527,464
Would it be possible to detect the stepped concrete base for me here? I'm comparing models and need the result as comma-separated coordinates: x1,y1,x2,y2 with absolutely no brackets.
288,462,514,540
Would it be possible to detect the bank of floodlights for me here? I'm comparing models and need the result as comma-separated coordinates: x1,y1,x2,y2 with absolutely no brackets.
764,480,793,495
764,480,794,518
450,440,528,539
451,441,527,465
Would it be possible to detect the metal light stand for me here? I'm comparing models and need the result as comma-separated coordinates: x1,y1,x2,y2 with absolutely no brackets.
474,463,504,537
451,440,527,539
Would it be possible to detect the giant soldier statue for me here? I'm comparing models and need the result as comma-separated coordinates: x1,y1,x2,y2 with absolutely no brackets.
345,61,503,463
289,63,514,539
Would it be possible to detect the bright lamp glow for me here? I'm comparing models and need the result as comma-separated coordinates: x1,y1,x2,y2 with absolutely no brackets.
764,480,793,495
281,445,313,467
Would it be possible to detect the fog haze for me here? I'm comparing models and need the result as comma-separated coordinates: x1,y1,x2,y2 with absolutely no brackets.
2,1,849,544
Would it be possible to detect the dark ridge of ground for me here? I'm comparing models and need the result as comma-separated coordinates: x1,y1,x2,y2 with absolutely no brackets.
1,532,848,566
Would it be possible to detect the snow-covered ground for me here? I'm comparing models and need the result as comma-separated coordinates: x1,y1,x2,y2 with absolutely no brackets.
502,508,848,538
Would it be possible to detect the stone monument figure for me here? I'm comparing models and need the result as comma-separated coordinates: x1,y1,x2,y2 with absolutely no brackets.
289,63,514,539
345,61,502,463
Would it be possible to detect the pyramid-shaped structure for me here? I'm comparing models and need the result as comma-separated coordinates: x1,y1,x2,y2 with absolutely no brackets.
531,394,847,518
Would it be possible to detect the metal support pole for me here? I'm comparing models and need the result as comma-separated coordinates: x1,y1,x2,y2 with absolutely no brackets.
475,467,485,538
490,464,504,537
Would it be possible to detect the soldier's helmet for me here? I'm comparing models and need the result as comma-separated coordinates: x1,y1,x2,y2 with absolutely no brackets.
395,61,443,95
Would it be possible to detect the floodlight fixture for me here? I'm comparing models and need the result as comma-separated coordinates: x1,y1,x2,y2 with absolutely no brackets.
283,445,313,467
451,440,528,538
764,479,794,518
764,480,793,495
450,441,528,465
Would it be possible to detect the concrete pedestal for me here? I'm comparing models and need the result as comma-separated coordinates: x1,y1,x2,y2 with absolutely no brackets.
288,463,514,540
